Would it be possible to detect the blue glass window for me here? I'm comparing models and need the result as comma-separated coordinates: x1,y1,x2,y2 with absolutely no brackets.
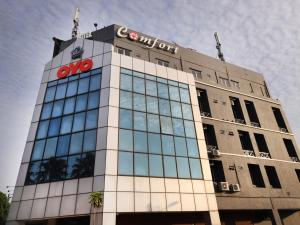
184,120,196,138
146,96,158,114
186,138,199,157
133,93,146,111
134,131,147,153
119,152,133,175
120,91,132,109
45,86,56,102
75,94,88,112
72,112,85,132
189,158,202,179
60,115,73,134
169,86,180,101
158,83,169,99
66,154,81,179
147,114,160,133
134,111,146,131
56,135,70,157
179,88,190,103
69,132,83,154
182,104,193,120
172,118,185,136
55,83,67,100
63,97,75,115
90,74,101,91
83,129,97,152
148,133,161,154
133,77,145,94
146,80,157,96
87,91,100,109
26,161,41,184
78,78,90,94
85,109,98,129
43,137,58,159
31,140,46,161
134,153,148,176
160,116,173,134
177,157,190,178
149,155,163,177
66,80,78,97
119,109,132,129
161,135,175,155
48,118,61,137
36,120,49,139
163,156,177,177
52,100,64,117
170,101,182,118
174,137,187,156
41,103,53,120
120,74,132,91
159,99,171,116
119,129,133,151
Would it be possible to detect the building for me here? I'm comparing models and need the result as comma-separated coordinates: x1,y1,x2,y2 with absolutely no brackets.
6,24,300,225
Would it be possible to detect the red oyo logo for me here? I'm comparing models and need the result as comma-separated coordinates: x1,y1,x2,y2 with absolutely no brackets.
57,59,93,79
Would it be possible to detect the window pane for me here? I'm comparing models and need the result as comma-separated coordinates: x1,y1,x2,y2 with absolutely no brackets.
85,109,98,129
43,137,58,159
149,155,163,177
118,152,133,175
170,101,182,118
146,96,158,114
66,154,81,179
72,112,85,132
39,160,50,182
48,118,61,137
174,137,187,156
147,114,160,133
60,115,73,134
133,93,146,111
134,111,146,131
119,109,132,129
182,104,193,120
169,86,180,101
162,135,175,155
80,152,95,177
172,118,185,136
121,68,132,75
119,129,133,151
90,74,101,91
146,80,157,96
69,132,83,154
55,83,67,100
26,161,41,185
177,157,190,178
66,80,78,97
36,120,49,139
133,77,145,94
148,133,161,154
189,158,202,179
120,91,132,109
78,78,90,94
187,138,199,157
88,91,100,109
120,74,132,91
80,72,90,78
160,116,173,134
75,94,88,112
52,100,64,117
41,103,53,120
134,153,148,176
184,120,196,138
83,129,97,152
159,99,171,116
158,83,169,99
134,131,147,153
31,140,46,161
164,156,177,177
45,86,56,102
56,135,70,157
180,88,190,103
50,157,67,181
63,97,75,115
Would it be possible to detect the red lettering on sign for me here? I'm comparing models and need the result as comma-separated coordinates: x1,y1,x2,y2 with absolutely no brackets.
56,59,93,79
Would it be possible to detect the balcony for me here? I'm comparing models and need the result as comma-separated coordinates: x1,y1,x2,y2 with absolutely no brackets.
243,150,255,157
259,152,271,159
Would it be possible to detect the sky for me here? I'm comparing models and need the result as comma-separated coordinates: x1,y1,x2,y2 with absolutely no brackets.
0,0,300,194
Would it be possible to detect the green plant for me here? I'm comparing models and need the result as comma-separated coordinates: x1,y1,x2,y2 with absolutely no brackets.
0,192,10,225
89,192,103,208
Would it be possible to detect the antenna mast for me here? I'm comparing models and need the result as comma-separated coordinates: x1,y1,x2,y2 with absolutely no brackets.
214,32,225,62
72,7,80,38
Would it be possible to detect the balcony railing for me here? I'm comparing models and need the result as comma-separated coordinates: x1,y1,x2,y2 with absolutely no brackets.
235,118,245,124
251,122,261,128
279,127,288,133
200,111,211,117
259,152,271,159
207,145,217,152
290,156,300,162
243,150,255,157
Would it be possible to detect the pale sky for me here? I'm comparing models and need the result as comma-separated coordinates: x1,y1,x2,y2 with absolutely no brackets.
1,0,300,194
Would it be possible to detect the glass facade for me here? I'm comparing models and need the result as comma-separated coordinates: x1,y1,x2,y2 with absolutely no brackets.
118,68,203,179
25,68,102,185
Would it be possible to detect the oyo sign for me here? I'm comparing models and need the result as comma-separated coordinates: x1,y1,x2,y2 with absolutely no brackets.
117,26,178,54
57,59,93,79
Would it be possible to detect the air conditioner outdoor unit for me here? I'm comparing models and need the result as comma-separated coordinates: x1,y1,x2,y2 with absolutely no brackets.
212,149,221,157
230,183,240,192
218,182,229,191
279,127,288,133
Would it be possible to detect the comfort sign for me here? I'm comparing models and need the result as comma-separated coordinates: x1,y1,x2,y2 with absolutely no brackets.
57,59,93,79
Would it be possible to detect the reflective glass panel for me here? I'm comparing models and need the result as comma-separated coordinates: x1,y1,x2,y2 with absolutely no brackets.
69,132,83,154
158,83,169,99
55,83,67,100
120,74,132,91
134,131,147,153
120,109,132,129
120,91,132,109
160,116,173,134
75,94,88,112
149,154,163,177
148,133,161,154
78,78,90,94
85,109,98,129
133,77,145,94
146,80,157,96
66,80,78,97
186,138,199,157
133,93,146,111
161,135,175,155
163,156,177,177
174,137,187,156
146,96,158,114
72,112,85,132
43,137,58,159
159,99,171,116
31,140,46,161
83,129,97,152
36,120,49,139
60,115,73,134
147,114,160,133
48,118,61,137
169,86,180,101
56,135,70,157
41,103,53,120
134,111,146,131
87,91,100,109
90,75,101,91
189,158,202,179
119,129,133,151
45,86,56,102
134,153,148,176
176,157,190,178
119,152,133,175
63,97,75,115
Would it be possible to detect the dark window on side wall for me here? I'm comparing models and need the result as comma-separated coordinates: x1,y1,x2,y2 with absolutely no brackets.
272,107,288,132
248,164,265,188
117,47,131,56
197,89,211,117
265,166,281,188
230,97,245,124
295,169,300,182
283,139,299,161
245,100,260,127
203,124,218,150
210,160,226,182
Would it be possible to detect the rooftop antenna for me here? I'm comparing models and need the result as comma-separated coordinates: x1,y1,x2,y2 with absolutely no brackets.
72,7,80,39
94,23,98,31
214,32,225,62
